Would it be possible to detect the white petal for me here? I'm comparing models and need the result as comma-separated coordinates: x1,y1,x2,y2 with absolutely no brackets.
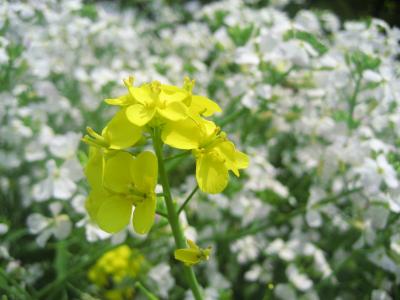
49,132,82,159
27,214,49,234
49,202,63,216
54,215,72,240
60,158,84,181
36,229,52,247
53,177,76,199
306,210,322,228
71,194,86,214
32,178,53,202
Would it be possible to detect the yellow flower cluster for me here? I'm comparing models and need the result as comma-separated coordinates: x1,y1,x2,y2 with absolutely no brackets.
88,245,144,300
83,76,248,234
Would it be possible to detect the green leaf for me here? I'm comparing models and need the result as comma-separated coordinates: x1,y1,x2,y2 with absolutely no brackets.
205,10,228,32
283,29,328,55
228,24,254,47
78,4,98,21
346,50,381,74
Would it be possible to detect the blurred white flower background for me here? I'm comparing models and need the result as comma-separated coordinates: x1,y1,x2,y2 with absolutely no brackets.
1,0,400,299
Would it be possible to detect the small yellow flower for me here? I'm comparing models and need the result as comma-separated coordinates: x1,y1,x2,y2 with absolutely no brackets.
162,116,248,193
125,79,189,127
88,245,144,300
174,240,212,266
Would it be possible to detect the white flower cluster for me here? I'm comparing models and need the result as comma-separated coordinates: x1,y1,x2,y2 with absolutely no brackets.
1,0,399,299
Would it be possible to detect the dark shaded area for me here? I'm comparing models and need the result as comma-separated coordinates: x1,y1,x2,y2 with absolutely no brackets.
285,0,400,27
87,0,400,27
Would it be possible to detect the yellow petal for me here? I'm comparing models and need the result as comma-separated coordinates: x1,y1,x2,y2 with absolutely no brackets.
130,151,158,191
85,147,104,190
126,103,155,126
85,189,109,221
190,95,222,117
161,84,184,94
161,118,202,150
96,195,132,233
103,152,134,193
214,141,249,176
174,249,200,266
196,153,228,194
158,101,188,122
103,109,142,149
160,90,188,104
132,86,154,105
104,94,134,106
235,150,249,170
214,141,239,176
199,117,218,140
132,195,156,234
187,239,199,250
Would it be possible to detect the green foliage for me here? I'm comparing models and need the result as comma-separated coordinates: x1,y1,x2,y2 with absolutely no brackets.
283,29,328,55
227,24,254,47
346,50,381,74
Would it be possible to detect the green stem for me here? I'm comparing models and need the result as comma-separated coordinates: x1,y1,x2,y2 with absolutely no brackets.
217,108,247,127
156,209,168,218
178,185,199,215
164,151,191,162
347,75,362,130
151,127,203,300
135,282,160,300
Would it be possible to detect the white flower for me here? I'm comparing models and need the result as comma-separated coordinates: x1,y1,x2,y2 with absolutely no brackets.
26,203,72,247
235,46,260,65
76,218,111,242
366,205,389,229
32,158,83,201
231,236,260,263
286,264,313,291
357,155,398,194
371,290,392,300
275,283,296,300
49,132,82,159
0,223,9,235
148,264,175,298
363,70,382,83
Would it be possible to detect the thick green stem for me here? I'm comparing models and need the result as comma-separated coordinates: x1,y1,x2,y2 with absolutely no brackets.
152,127,203,300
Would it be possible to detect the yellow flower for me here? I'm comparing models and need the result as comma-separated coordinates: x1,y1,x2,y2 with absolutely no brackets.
88,245,144,300
85,149,158,234
174,240,211,266
125,80,189,127
162,116,249,193
82,108,142,150
103,76,221,126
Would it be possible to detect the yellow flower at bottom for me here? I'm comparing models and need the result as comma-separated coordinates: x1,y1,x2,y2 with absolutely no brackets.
88,245,144,300
174,240,212,266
